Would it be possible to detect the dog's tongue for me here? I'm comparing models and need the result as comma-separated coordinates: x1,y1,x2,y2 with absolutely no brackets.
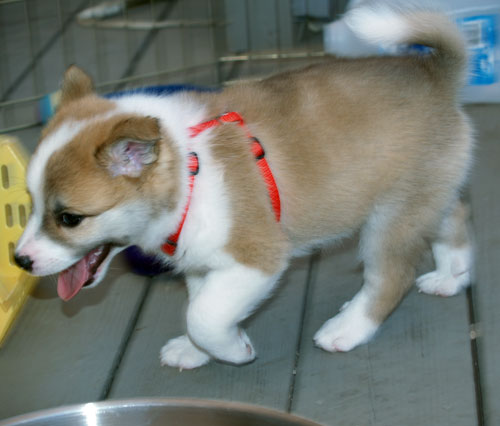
57,246,107,301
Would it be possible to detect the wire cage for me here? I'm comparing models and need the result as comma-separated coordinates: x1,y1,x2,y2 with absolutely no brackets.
0,0,348,135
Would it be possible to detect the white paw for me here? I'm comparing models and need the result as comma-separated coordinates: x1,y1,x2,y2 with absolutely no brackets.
416,270,470,297
160,335,211,370
418,243,472,296
314,307,379,352
213,329,257,365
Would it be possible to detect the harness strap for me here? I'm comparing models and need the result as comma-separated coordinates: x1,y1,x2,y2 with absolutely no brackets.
161,152,199,256
161,112,280,256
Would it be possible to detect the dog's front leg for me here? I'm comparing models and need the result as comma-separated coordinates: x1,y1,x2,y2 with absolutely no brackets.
161,263,281,369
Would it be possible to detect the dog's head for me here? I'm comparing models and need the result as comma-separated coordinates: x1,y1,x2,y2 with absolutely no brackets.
15,66,180,300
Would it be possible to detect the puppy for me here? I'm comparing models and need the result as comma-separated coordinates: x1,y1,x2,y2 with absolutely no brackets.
15,5,474,369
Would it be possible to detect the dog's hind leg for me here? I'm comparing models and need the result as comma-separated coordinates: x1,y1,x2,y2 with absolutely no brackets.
314,199,434,353
417,199,473,297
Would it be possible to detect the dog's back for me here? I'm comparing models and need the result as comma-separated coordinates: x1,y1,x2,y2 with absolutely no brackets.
204,8,473,249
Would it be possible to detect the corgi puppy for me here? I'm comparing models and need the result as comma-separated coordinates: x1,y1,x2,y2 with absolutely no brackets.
15,5,474,369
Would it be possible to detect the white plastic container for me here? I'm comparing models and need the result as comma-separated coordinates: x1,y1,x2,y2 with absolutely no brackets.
323,1,500,103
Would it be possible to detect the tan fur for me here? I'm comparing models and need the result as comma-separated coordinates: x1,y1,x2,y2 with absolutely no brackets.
194,53,473,322
60,65,94,107
94,115,162,170
37,11,473,326
201,56,469,244
208,125,290,274
43,113,181,246
41,96,115,141
40,65,114,141
14,8,479,367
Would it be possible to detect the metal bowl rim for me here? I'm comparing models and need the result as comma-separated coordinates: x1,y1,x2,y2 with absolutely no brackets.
1,397,322,426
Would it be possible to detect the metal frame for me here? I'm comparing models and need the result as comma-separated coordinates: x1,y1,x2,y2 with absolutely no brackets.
0,0,344,134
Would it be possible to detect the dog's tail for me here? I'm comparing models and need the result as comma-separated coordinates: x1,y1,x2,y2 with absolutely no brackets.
345,5,467,87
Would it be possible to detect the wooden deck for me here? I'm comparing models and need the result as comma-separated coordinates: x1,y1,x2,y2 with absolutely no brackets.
1,2,499,424
1,104,498,425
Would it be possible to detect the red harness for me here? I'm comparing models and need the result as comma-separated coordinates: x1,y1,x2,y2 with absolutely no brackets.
161,112,281,256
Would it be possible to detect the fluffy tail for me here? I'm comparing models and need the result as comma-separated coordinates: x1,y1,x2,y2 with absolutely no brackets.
345,4,467,85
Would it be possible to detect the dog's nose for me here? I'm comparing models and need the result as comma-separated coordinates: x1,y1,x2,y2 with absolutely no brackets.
14,254,34,272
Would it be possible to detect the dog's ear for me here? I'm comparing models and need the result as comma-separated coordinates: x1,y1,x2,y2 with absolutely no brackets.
96,116,161,178
60,65,94,106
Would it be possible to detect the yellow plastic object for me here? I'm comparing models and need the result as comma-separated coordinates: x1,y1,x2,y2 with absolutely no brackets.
0,135,37,346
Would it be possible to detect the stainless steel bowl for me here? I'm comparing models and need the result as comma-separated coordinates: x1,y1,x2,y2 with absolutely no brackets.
1,398,322,426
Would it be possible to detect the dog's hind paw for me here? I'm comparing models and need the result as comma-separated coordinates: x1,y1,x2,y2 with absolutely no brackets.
417,243,472,297
416,270,470,297
160,335,211,370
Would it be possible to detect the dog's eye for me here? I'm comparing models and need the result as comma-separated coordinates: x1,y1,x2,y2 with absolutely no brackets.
59,213,84,228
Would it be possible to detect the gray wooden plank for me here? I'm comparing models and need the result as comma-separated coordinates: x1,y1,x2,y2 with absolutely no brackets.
467,104,500,426
291,240,477,426
0,255,149,420
108,257,310,411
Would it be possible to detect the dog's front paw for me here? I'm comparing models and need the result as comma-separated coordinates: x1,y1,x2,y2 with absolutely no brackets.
416,270,470,297
314,308,378,353
219,328,257,365
203,328,256,366
160,335,211,370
